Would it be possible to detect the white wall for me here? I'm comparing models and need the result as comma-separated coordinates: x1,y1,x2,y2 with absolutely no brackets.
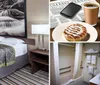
27,0,49,24
59,45,75,69
59,44,75,85
27,0,49,49
82,43,100,82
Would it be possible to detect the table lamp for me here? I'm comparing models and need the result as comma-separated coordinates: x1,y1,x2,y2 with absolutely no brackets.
31,24,49,50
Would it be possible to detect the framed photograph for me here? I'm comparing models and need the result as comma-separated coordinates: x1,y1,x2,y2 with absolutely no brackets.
0,0,27,38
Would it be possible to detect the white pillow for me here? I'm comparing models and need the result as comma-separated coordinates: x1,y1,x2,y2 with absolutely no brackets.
0,37,5,41
2,38,25,45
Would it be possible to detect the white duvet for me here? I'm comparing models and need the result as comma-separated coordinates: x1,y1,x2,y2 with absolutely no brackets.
0,42,27,57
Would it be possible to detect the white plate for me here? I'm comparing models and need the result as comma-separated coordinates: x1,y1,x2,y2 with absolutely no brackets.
52,21,98,42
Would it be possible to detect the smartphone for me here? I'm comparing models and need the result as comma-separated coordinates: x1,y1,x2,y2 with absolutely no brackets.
60,3,82,19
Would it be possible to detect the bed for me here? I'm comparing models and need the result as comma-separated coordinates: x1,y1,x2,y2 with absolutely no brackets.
0,37,28,78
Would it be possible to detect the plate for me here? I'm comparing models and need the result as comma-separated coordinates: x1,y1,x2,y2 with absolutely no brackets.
52,21,98,42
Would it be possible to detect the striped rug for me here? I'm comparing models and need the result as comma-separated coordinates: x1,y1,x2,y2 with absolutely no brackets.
0,66,49,85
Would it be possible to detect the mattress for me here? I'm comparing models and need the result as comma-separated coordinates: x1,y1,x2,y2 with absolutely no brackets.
0,42,27,57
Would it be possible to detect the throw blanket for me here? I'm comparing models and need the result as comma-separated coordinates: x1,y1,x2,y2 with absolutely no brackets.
0,44,15,68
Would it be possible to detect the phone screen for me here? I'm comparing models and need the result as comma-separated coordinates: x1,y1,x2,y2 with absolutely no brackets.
60,3,82,18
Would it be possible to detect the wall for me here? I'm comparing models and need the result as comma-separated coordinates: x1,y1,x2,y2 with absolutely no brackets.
59,44,75,85
59,44,75,69
82,43,100,82
27,0,49,49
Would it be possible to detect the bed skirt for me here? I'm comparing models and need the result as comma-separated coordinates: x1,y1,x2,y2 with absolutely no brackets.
0,53,28,78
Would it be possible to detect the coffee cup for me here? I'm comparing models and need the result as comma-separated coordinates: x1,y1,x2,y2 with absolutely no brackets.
84,2,99,26
96,0,100,4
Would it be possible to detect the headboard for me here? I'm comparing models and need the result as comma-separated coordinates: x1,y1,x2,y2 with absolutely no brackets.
0,0,27,38
23,38,35,45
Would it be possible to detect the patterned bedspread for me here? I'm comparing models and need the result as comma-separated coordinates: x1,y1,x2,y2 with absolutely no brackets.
0,44,15,68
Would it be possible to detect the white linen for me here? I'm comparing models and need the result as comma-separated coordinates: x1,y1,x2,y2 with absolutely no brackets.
86,55,91,63
0,37,5,41
13,44,27,57
0,42,27,57
91,55,97,65
1,38,25,45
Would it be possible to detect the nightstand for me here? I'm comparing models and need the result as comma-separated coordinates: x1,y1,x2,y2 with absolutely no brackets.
29,49,49,74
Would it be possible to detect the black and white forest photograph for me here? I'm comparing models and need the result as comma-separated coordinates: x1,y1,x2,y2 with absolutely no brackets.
0,0,26,37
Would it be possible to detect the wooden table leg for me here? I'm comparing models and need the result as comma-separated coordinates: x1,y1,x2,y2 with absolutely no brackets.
29,52,39,74
31,62,39,74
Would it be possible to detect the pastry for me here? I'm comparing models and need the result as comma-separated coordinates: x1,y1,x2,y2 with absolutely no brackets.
63,24,87,41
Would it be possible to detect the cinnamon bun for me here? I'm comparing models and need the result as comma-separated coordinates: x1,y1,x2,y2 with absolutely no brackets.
63,24,87,41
